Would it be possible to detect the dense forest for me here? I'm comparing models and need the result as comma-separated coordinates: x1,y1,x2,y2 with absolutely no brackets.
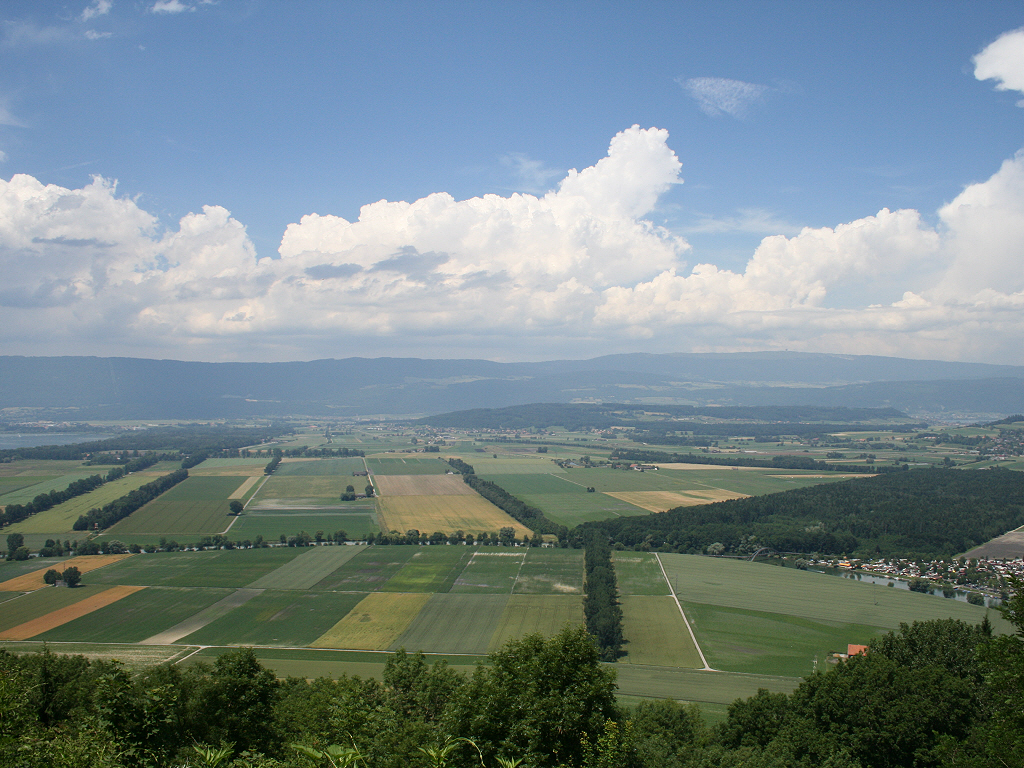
578,469,1024,559
1,605,1022,768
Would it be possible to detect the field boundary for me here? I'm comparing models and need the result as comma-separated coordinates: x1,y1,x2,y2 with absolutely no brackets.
0,585,146,640
655,552,711,670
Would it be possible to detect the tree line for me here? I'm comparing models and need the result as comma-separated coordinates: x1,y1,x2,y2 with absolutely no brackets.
583,532,623,660
2,602,1023,768
72,468,189,531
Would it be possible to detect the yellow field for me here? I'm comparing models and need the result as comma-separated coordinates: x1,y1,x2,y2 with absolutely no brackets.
374,474,476,497
228,476,261,499
0,585,145,640
0,554,134,592
487,595,584,651
604,489,748,513
378,496,531,537
309,592,432,650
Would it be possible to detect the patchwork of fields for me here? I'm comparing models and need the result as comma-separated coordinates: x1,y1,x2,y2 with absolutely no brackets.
0,450,1007,710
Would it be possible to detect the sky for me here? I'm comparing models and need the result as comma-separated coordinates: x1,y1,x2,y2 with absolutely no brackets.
2,1,1024,364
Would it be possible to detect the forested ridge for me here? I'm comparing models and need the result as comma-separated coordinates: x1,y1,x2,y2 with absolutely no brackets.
2,606,1023,768
580,469,1024,558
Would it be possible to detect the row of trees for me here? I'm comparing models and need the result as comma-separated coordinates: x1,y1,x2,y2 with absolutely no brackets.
446,457,568,538
612,448,902,474
0,473,105,530
72,468,189,531
4,604,1024,768
583,532,623,660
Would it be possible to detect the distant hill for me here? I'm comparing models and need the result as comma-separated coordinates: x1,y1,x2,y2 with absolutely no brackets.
0,353,1022,419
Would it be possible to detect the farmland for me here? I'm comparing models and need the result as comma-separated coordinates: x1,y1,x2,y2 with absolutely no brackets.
0,421,1017,715
3,474,158,535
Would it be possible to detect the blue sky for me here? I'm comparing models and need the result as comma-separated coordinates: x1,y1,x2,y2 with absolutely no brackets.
3,1,1024,364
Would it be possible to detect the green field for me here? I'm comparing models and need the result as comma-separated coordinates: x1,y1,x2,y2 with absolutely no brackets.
34,586,235,643
488,594,584,650
450,551,525,594
390,593,509,654
313,546,420,591
274,458,367,476
658,553,1010,676
381,547,472,593
181,590,366,646
108,476,244,535
248,545,367,589
87,548,305,588
251,475,365,505
230,511,378,541
0,469,102,506
0,584,109,633
619,595,704,668
613,553,672,596
366,457,449,475
512,548,583,594
4,473,160,535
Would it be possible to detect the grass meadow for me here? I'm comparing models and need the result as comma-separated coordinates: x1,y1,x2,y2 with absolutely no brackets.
274,458,367,476
612,553,672,596
313,546,420,591
380,547,473,593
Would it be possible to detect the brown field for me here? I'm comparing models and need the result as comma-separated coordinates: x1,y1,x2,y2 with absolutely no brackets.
229,476,261,499
0,554,134,592
962,525,1024,559
309,592,431,650
378,496,531,537
604,490,748,513
374,474,476,497
0,585,145,640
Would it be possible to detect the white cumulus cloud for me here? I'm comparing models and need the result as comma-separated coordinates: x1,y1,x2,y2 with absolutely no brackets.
81,0,112,21
975,27,1024,103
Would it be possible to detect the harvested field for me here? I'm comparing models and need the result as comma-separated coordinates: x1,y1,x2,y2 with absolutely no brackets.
0,585,145,640
390,594,508,654
488,595,584,651
961,525,1024,559
374,474,475,497
378,496,530,538
0,554,133,592
604,489,748,512
229,476,261,499
247,545,366,590
310,592,431,650
619,595,704,668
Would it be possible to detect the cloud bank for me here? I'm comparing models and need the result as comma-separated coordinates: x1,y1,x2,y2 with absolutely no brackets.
3,101,1024,363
